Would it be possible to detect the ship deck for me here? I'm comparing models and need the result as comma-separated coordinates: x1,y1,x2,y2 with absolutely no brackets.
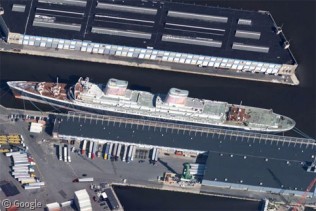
1,0,296,65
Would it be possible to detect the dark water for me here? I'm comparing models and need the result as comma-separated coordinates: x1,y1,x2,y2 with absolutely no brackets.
0,1,315,139
113,186,260,211
0,1,315,210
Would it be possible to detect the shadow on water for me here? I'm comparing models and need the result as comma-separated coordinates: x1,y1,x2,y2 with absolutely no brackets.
113,185,261,211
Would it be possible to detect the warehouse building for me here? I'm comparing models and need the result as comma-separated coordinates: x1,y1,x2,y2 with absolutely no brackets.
52,113,316,197
0,0,298,84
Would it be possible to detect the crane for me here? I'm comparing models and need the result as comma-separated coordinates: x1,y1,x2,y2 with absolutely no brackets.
292,177,316,211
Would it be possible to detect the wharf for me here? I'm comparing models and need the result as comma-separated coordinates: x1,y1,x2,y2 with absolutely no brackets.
0,40,299,85
0,0,299,85
0,104,316,209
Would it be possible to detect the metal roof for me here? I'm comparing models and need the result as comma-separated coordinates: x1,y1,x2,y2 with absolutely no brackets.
1,0,296,65
203,152,316,193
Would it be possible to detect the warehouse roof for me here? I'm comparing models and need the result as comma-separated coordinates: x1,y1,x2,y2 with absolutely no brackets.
2,0,296,64
54,114,315,192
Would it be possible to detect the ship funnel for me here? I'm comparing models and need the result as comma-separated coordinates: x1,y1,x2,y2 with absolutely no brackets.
104,78,128,96
164,88,188,105
283,41,290,49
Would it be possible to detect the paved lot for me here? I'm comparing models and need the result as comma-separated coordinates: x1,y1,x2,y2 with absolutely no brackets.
0,116,196,210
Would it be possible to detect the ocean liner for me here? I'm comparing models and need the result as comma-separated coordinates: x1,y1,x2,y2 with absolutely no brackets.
7,77,295,132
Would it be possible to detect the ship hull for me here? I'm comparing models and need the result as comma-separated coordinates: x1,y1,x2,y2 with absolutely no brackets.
8,82,293,133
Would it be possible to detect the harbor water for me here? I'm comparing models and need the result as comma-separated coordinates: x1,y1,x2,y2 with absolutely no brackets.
0,0,315,210
113,185,261,211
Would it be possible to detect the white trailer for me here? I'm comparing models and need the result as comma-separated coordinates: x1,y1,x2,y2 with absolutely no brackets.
154,149,159,162
12,163,31,167
14,174,30,179
112,143,117,157
59,144,63,161
12,154,28,159
67,145,71,162
12,166,29,170
116,144,122,159
24,185,41,190
88,141,93,159
13,168,34,173
13,158,29,163
17,177,32,181
20,178,36,184
108,143,113,160
122,145,127,162
92,142,98,159
131,146,136,161
12,172,30,176
151,148,157,161
6,152,26,157
127,145,133,162
78,177,94,182
63,146,68,162
29,182,45,186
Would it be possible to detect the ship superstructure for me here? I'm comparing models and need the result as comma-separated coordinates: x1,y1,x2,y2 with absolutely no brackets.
7,78,295,132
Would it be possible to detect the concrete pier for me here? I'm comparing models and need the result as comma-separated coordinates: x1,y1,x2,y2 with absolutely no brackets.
0,40,299,86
